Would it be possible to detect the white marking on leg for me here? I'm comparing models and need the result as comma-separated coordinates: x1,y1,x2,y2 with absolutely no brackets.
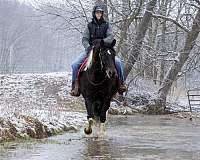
99,123,106,138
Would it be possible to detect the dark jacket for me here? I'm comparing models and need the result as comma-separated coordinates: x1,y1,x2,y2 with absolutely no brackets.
82,6,114,51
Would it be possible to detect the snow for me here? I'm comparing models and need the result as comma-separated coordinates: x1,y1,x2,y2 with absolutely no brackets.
0,72,70,117
0,72,87,141
125,76,200,112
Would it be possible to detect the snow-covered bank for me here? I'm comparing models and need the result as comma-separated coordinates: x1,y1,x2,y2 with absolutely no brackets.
122,77,200,113
0,72,87,142
0,111,86,142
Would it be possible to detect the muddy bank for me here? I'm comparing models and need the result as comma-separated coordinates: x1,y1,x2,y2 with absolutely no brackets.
0,112,86,143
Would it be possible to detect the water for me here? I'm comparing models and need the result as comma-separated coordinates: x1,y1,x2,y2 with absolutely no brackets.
0,115,200,160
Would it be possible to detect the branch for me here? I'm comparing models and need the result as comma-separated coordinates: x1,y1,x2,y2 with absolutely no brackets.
151,13,190,33
194,0,200,5
78,0,89,23
187,3,200,9
108,0,124,17
35,8,82,33
112,12,191,34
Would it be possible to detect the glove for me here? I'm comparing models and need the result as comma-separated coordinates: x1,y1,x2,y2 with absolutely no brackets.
92,39,103,46
86,45,93,54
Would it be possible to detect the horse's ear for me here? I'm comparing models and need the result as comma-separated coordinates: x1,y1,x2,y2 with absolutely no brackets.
100,39,104,47
111,39,116,48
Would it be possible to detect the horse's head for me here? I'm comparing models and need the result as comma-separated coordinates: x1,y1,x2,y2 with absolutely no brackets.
92,39,117,79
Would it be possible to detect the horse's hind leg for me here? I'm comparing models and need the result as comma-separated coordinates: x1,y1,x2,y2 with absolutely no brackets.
99,109,107,137
100,100,110,123
98,101,110,137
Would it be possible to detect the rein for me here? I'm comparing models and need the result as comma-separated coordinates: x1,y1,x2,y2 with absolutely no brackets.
86,71,107,86
86,48,107,86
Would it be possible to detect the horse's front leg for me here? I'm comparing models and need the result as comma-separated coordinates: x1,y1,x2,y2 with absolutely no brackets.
84,98,95,135
84,117,95,135
85,98,94,120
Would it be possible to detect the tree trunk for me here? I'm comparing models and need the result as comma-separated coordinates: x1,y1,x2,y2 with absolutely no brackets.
116,0,130,59
152,19,159,84
124,0,157,79
116,0,142,60
103,0,108,21
159,0,168,85
145,16,159,79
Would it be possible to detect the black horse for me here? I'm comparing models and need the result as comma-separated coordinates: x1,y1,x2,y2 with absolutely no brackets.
79,39,118,135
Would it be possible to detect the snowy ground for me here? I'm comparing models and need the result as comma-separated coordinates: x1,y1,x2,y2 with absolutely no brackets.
0,72,199,142
125,76,200,112
0,72,84,117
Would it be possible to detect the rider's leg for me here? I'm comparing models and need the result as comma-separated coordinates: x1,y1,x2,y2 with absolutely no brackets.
70,51,87,96
115,57,127,94
115,57,124,82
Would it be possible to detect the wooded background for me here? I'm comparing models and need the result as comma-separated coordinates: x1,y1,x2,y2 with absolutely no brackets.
0,0,200,111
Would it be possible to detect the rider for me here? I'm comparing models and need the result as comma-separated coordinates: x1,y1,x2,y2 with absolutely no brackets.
70,4,127,96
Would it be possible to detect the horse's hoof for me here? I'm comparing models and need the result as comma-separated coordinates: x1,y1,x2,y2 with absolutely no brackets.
98,123,106,138
84,127,92,135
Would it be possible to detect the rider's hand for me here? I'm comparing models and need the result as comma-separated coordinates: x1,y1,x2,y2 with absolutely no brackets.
92,39,103,45
86,46,93,54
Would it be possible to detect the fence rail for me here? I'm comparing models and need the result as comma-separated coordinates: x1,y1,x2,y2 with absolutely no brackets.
187,89,200,112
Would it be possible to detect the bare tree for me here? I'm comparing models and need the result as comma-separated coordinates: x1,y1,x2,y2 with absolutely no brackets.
147,8,200,113
124,0,158,79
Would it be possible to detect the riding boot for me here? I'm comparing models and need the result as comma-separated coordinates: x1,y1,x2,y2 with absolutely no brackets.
118,81,127,95
70,80,80,97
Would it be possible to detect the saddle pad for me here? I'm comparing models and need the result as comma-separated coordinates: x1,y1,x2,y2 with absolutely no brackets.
77,58,88,79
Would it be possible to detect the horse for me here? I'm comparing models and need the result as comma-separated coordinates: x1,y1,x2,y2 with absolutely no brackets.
79,39,118,136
